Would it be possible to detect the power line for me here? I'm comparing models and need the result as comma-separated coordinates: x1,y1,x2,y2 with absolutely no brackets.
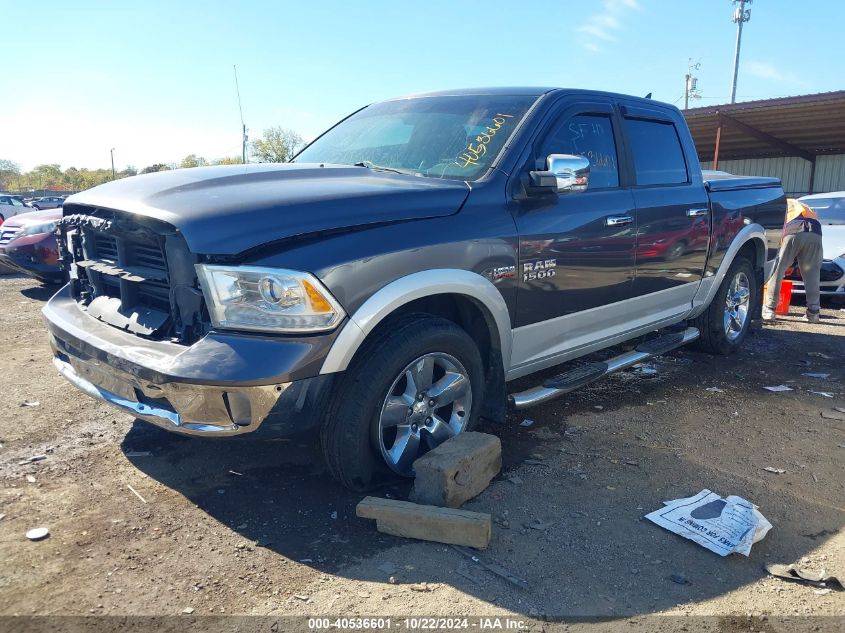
233,65,248,164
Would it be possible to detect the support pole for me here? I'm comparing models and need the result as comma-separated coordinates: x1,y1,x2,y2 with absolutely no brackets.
713,124,722,170
808,156,817,195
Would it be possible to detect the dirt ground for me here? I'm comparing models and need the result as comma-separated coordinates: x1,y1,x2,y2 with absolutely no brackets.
0,273,843,629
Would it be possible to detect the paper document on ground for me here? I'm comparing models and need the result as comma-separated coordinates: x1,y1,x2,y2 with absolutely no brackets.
645,489,772,557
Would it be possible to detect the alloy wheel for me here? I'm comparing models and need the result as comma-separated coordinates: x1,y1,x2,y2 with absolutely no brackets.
724,270,750,341
377,352,472,476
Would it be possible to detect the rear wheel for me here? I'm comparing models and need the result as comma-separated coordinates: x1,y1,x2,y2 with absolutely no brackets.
320,315,484,490
690,256,756,355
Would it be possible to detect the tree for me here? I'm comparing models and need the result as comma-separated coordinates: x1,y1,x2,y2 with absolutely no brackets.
29,164,64,190
64,167,82,190
141,164,170,174
250,127,303,163
0,159,21,190
180,154,207,169
213,156,243,165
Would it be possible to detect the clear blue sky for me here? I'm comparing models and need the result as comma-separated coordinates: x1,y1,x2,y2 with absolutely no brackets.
3,0,843,171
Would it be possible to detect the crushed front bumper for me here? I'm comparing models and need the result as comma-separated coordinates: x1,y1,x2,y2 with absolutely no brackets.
43,285,337,436
51,354,286,435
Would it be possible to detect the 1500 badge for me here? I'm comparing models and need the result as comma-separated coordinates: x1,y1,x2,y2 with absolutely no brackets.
523,259,557,282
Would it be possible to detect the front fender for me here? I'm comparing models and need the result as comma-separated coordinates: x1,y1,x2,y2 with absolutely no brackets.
319,269,513,374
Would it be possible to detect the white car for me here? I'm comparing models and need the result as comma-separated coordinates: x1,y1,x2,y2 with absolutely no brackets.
787,192,845,302
0,194,29,223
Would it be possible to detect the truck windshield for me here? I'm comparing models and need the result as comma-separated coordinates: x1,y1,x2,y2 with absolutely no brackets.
293,94,538,181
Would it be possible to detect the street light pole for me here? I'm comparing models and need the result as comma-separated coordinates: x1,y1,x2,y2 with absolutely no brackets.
110,147,116,179
730,0,752,104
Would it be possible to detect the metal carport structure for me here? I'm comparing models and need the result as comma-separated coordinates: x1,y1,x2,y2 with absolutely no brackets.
684,91,845,196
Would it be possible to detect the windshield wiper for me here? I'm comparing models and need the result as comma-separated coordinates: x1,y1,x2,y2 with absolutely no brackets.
352,161,412,176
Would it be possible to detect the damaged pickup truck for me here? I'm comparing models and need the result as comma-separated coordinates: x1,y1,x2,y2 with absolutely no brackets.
44,88,785,489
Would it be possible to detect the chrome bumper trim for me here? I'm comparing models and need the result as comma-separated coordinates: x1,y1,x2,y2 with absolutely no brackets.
52,356,289,437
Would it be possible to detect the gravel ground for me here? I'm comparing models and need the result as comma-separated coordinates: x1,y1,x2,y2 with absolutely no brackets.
0,273,843,628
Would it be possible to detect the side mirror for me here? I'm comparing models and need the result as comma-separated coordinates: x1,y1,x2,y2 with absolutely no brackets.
528,154,590,194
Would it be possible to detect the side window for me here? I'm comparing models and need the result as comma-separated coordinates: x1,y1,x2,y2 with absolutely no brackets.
11,198,23,206
0,197,9,205
540,114,619,189
624,118,688,185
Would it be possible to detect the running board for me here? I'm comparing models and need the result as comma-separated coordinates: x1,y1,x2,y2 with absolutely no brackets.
508,327,700,410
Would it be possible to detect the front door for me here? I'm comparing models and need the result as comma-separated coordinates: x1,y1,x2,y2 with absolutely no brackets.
510,101,637,368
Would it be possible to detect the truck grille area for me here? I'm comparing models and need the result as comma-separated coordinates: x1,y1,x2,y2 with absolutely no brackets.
0,226,23,245
59,205,206,344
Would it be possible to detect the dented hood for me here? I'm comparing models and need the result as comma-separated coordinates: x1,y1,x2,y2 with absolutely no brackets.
63,163,470,255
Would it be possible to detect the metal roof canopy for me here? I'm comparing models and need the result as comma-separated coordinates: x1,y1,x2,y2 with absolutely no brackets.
683,91,845,189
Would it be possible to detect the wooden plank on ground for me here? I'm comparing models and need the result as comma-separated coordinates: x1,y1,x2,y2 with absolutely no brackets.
356,496,491,549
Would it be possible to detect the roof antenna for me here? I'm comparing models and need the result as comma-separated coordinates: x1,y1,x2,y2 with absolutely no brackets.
234,65,248,164
644,92,653,99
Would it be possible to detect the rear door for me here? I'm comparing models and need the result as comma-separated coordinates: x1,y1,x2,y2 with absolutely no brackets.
620,105,710,306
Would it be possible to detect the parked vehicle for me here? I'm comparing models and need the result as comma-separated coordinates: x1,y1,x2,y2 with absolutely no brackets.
0,194,29,223
29,196,65,210
0,209,63,283
785,192,845,302
43,88,786,489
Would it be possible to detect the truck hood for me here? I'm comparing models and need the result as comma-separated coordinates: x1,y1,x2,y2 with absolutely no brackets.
63,163,471,255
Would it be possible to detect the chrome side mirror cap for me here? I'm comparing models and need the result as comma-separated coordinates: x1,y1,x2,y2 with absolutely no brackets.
547,154,590,193
527,154,590,195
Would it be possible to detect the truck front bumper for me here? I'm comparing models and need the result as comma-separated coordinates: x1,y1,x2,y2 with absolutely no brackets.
43,286,337,436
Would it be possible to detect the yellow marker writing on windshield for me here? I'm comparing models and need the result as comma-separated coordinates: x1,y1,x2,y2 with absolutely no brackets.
454,113,514,169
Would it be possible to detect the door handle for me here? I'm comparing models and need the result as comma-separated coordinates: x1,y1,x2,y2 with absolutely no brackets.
687,207,709,217
605,215,633,227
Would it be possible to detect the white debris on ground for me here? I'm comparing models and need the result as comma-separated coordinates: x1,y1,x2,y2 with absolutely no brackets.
645,489,772,557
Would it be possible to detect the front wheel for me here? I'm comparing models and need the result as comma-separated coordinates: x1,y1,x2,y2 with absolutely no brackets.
320,315,484,490
690,256,756,355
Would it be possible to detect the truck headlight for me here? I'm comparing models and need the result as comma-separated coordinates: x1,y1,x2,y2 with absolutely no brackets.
196,265,345,333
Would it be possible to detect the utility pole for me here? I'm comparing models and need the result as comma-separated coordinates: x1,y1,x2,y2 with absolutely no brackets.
730,0,752,104
684,59,701,110
242,124,248,165
110,148,116,179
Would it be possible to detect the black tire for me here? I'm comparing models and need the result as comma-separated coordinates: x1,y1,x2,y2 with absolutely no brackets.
690,256,756,355
320,315,485,491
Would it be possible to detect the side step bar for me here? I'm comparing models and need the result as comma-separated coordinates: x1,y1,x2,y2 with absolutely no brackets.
508,327,700,410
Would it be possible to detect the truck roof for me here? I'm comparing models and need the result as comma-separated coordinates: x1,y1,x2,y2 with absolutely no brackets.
387,87,672,108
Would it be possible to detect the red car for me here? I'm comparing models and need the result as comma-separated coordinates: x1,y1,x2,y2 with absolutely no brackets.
0,209,64,284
